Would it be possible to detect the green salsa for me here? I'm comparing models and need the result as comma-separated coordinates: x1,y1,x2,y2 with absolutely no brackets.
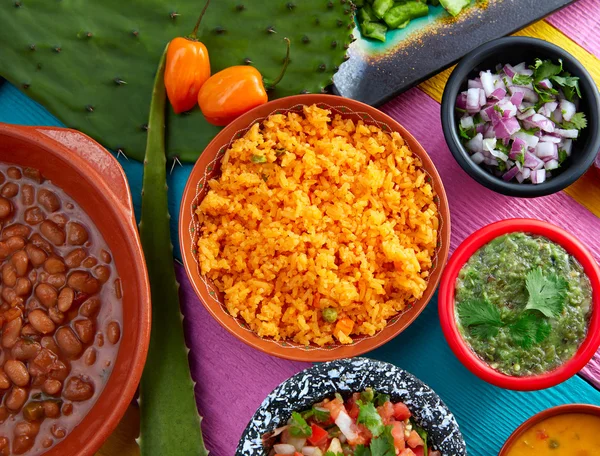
455,232,592,376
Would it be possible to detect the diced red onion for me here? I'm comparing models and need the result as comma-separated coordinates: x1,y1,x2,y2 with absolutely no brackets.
494,117,521,139
302,448,323,456
522,167,532,180
466,88,482,111
510,91,524,106
484,157,498,166
490,87,507,100
480,70,495,97
538,101,558,118
482,137,497,151
484,124,496,139
562,139,573,156
498,100,517,118
560,99,576,121
544,159,560,170
475,123,486,134
468,78,483,89
511,137,527,153
517,108,536,120
513,131,540,149
471,151,485,164
552,109,563,124
535,142,557,159
274,444,297,455
531,169,546,184
466,133,484,152
512,62,527,72
555,128,579,139
490,149,509,161
524,151,545,169
479,89,486,106
502,166,520,181
503,64,516,78
456,92,468,110
460,116,475,129
529,114,555,133
538,79,553,90
509,86,539,103
539,134,561,144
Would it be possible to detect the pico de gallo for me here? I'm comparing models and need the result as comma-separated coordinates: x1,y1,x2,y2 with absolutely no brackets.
264,388,441,456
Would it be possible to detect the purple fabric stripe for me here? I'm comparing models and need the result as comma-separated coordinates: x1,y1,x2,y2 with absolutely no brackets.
177,265,309,456
381,87,600,388
547,0,600,57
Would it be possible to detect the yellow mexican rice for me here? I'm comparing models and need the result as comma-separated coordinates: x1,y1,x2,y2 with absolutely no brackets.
196,105,438,346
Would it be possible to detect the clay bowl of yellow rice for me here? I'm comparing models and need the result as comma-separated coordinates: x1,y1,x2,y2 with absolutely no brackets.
180,94,450,361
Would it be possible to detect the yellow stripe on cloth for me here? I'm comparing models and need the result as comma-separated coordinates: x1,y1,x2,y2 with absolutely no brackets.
419,20,600,218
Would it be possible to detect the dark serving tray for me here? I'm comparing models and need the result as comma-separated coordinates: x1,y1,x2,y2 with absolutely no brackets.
333,0,576,106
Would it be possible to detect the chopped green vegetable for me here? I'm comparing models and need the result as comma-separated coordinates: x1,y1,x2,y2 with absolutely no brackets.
325,452,344,456
355,445,372,456
322,307,338,323
274,149,287,157
250,154,267,164
354,0,366,6
525,268,567,319
512,74,533,86
360,21,388,42
370,426,396,456
415,425,429,456
551,72,581,101
361,387,375,403
496,159,507,173
562,112,587,130
358,3,378,23
357,400,385,437
558,149,568,164
312,406,331,423
532,58,563,82
372,0,394,19
289,411,312,438
383,1,429,29
439,0,470,16
458,124,476,140
374,392,390,407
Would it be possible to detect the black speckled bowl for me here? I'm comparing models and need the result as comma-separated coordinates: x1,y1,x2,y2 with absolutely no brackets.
236,358,467,456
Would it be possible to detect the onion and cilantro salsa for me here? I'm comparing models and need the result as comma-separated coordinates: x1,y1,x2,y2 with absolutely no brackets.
455,58,587,184
265,388,440,456
455,233,592,376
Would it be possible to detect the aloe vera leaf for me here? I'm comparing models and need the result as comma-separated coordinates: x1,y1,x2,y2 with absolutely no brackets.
138,45,208,456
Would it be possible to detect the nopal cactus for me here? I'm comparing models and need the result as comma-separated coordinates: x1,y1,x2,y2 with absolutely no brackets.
0,0,355,162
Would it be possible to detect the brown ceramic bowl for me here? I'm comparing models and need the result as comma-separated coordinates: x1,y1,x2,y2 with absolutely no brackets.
498,404,600,455
0,123,151,455
179,94,450,362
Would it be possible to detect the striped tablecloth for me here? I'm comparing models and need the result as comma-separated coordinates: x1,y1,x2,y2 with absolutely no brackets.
1,1,600,455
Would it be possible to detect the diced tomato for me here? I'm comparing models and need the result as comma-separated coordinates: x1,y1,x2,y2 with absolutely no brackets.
393,402,412,421
413,447,425,456
307,424,328,447
347,393,361,420
536,429,549,440
391,421,406,451
377,401,395,425
322,398,344,420
407,430,425,448
399,449,416,456
356,423,373,446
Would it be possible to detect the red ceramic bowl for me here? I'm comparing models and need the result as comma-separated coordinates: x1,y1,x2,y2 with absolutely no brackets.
0,123,151,455
498,404,600,455
439,218,600,391
180,94,450,361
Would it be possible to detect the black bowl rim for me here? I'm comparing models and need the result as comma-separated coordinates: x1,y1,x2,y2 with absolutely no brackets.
441,36,600,198
236,357,466,456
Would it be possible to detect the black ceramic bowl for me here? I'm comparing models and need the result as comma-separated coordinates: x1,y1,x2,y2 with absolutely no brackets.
441,36,600,197
236,358,466,456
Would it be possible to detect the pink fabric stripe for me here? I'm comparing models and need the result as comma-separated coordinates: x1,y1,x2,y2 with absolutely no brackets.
547,0,600,57
380,87,600,388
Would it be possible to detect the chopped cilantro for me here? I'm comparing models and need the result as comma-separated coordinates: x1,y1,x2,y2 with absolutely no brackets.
517,150,526,166
459,124,476,140
370,426,396,456
524,268,567,319
562,112,587,130
473,113,484,124
312,406,331,423
355,445,372,456
532,58,563,82
533,84,558,105
325,452,344,456
493,104,504,114
374,393,390,407
558,149,568,164
512,73,533,86
357,400,385,437
497,159,507,172
551,72,581,101
289,411,312,438
360,388,375,403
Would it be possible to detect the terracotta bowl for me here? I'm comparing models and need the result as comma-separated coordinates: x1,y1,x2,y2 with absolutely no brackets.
179,94,451,362
498,404,600,455
0,123,151,455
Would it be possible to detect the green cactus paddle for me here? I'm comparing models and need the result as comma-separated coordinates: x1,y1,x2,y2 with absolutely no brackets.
0,0,354,163
138,46,208,455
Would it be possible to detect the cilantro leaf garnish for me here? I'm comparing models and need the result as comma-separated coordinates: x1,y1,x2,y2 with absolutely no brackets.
558,149,568,165
470,323,500,340
289,411,312,438
459,124,476,140
562,112,587,130
370,426,396,456
524,268,567,318
357,400,384,437
512,73,533,86
535,318,552,344
509,313,540,349
532,58,563,82
457,299,503,327
552,72,581,101
355,445,372,456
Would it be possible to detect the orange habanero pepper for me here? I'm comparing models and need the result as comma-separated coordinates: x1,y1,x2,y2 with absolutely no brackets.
197,37,291,126
164,0,211,114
